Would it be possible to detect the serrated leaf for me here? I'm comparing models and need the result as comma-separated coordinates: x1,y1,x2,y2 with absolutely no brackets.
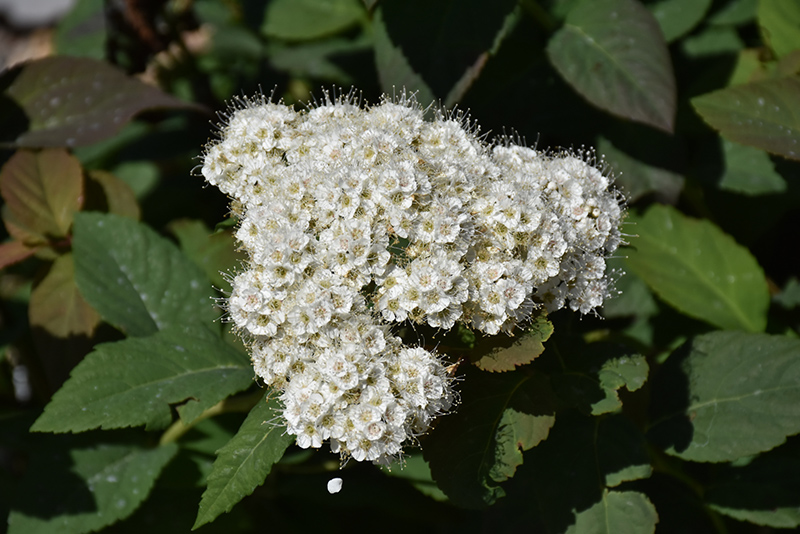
7,442,177,534
424,369,556,508
86,170,140,220
72,212,217,337
29,253,101,338
2,56,201,148
706,454,800,528
566,490,658,534
168,219,245,292
374,0,517,105
646,0,711,42
692,77,800,161
262,0,363,41
470,311,553,371
0,148,83,242
31,323,252,433
592,354,649,415
625,204,768,332
527,412,653,532
547,0,676,132
758,0,800,59
649,331,800,462
194,392,293,529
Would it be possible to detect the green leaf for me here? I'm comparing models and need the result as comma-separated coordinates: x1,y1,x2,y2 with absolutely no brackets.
526,412,653,532
0,148,83,242
424,369,557,508
645,0,712,42
470,311,553,371
262,0,363,41
775,277,800,310
31,323,253,433
692,76,800,161
707,454,800,528
2,56,201,148
625,204,769,332
758,0,800,59
194,392,293,529
649,331,800,462
29,253,101,338
53,0,106,60
717,139,787,195
167,219,245,292
547,0,676,132
268,37,372,84
566,490,658,534
592,354,649,415
709,0,757,26
373,0,517,106
602,257,659,319
382,453,448,502
72,212,217,337
8,442,177,534
372,7,435,107
85,170,141,220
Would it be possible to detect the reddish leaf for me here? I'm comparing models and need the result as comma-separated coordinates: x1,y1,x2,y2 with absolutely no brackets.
0,148,83,242
3,56,203,148
0,240,39,269
29,252,101,337
86,170,141,220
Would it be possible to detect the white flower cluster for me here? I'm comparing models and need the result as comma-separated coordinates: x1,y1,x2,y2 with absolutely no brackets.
201,91,624,463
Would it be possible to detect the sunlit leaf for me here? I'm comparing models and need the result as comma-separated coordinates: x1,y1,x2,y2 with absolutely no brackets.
2,56,201,148
526,412,653,532
547,0,676,132
692,77,800,161
758,0,800,59
592,354,649,415
0,148,83,242
29,253,101,338
31,323,252,433
649,331,800,462
424,369,556,508
566,490,658,534
72,212,217,337
625,204,769,332
7,442,177,534
194,393,293,529
470,311,553,372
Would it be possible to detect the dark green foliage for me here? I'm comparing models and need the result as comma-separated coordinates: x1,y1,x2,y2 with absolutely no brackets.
2,0,800,532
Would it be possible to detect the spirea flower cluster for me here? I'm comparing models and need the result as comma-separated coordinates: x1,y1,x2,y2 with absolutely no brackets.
201,91,624,464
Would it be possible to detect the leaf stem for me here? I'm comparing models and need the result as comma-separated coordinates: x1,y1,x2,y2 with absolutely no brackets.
159,389,265,445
